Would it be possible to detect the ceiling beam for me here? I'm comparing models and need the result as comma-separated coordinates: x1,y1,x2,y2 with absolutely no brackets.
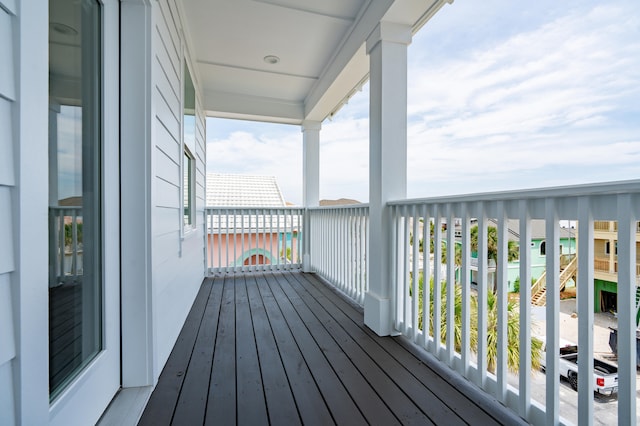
204,90,304,125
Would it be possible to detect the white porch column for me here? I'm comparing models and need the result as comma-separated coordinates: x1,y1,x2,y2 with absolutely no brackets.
302,120,321,272
364,22,411,336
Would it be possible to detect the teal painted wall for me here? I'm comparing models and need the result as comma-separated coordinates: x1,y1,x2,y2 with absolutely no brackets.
506,237,576,292
594,279,618,313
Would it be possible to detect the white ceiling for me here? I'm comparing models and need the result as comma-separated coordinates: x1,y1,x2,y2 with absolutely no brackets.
182,0,449,124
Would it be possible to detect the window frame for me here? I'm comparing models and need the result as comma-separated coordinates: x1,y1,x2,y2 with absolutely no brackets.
183,145,195,229
181,58,197,235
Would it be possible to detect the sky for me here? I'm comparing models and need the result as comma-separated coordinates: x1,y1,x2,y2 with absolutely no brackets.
206,0,640,205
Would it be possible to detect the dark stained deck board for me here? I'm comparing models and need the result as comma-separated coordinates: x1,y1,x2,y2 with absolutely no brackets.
171,277,224,425
281,273,456,425
139,271,528,426
244,274,301,426
299,273,528,426
139,278,214,426
274,273,410,426
255,273,335,426
234,275,269,425
205,276,236,425
262,273,369,426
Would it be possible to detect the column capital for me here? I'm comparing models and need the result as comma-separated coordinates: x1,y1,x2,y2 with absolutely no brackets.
301,120,322,132
366,21,412,54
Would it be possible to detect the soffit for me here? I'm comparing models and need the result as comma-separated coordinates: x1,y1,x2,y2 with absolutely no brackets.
182,0,448,124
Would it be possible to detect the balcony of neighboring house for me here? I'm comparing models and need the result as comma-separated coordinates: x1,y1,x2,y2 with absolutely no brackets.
132,182,640,426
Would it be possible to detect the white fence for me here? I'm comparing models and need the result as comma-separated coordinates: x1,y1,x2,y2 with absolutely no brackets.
49,207,83,287
308,205,369,306
389,181,640,426
205,207,303,274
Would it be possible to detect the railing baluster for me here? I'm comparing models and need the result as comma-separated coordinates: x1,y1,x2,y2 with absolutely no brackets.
433,204,443,358
218,209,222,272
422,205,431,350
460,204,471,376
412,205,420,343
58,211,64,281
392,205,400,330
518,200,531,420
403,206,411,336
241,208,246,273
496,201,508,402
545,199,560,425
577,196,594,426
477,203,488,388
445,203,455,364
276,208,281,271
71,209,78,277
617,194,637,425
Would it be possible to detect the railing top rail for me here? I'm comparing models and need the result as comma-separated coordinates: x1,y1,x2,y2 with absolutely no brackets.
307,203,369,211
49,206,82,210
387,179,640,206
205,206,304,211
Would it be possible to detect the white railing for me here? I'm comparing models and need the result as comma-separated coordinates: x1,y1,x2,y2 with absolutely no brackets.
308,205,369,305
49,207,83,287
205,207,303,274
389,181,640,426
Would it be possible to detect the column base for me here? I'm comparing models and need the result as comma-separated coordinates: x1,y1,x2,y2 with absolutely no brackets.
302,254,313,273
364,292,398,336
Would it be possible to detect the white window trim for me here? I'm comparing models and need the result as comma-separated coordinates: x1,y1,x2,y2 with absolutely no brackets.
180,43,199,242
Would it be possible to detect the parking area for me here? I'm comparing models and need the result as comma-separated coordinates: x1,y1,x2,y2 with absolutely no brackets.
529,299,639,425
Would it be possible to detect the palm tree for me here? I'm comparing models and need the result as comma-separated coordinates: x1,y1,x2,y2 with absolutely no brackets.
419,273,542,374
470,225,519,291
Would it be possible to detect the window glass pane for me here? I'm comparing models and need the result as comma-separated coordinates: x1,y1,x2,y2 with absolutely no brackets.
184,150,192,226
183,63,195,227
48,0,102,399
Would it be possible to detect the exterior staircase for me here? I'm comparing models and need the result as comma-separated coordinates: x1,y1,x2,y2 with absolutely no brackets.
531,255,578,306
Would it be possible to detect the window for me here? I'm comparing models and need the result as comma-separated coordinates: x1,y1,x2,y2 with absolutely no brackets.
183,62,196,228
540,241,545,256
605,241,618,255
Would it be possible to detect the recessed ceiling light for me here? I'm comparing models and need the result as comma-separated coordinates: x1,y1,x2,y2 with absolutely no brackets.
263,55,280,65
50,22,78,36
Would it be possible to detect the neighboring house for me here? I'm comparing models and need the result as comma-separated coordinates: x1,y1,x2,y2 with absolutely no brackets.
468,219,577,293
593,221,640,316
319,198,361,206
505,219,577,292
206,173,299,268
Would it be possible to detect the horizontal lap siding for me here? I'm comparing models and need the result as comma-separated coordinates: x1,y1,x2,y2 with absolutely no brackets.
151,0,206,379
0,3,16,425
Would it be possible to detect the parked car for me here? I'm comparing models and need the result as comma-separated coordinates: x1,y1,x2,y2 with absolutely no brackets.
540,343,618,395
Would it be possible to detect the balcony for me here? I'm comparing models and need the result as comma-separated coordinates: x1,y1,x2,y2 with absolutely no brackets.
137,181,640,425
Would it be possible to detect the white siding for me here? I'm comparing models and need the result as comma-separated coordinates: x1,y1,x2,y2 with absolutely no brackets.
151,0,206,378
0,3,17,425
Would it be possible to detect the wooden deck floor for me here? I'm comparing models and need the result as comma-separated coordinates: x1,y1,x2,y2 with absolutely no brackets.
139,272,526,426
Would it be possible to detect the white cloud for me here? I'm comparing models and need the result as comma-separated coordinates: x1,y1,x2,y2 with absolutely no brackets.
405,2,640,196
207,127,303,204
320,114,369,202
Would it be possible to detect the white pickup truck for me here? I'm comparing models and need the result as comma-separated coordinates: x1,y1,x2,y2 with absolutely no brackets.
541,343,618,395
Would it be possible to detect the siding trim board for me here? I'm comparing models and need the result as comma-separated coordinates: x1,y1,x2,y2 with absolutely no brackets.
121,0,206,395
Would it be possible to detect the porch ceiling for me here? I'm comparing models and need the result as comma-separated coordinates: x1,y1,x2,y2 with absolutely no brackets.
182,0,449,124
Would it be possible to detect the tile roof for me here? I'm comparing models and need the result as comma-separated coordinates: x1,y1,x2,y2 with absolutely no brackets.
206,173,287,207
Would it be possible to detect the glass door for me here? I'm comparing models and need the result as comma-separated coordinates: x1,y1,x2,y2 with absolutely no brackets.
48,0,119,423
